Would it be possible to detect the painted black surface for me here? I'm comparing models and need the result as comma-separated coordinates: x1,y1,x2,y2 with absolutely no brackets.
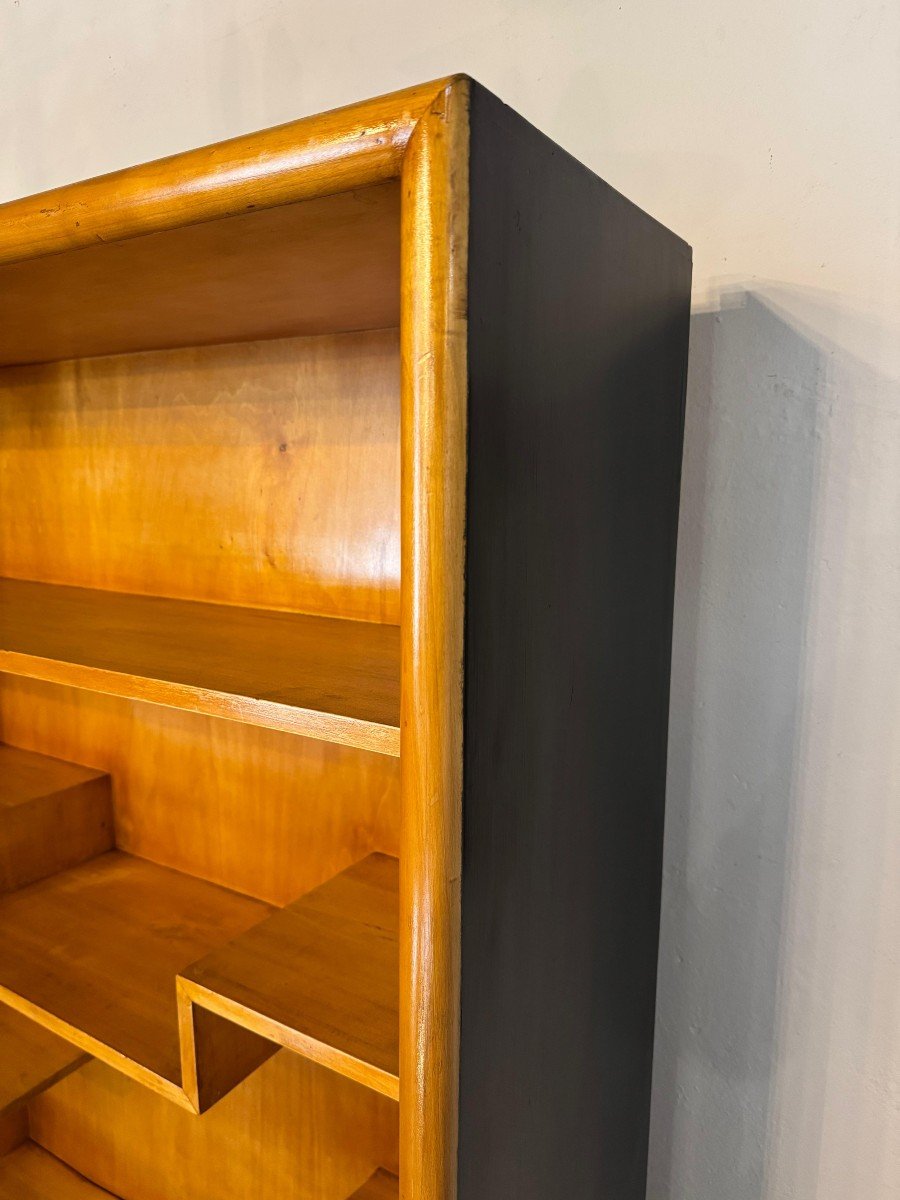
459,83,692,1200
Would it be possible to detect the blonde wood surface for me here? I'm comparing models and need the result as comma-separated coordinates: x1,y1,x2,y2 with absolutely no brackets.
0,1006,86,1117
179,853,399,1105
30,1055,399,1200
180,1003,280,1117
0,744,113,892
399,79,470,1200
0,330,400,621
0,678,399,907
0,72,477,1198
348,1170,399,1200
0,186,399,366
0,579,400,756
0,846,396,1115
0,1109,27,1158
0,1142,116,1199
0,79,452,267
0,852,270,1108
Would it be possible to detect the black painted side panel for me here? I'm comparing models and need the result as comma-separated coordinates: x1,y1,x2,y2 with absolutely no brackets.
459,83,691,1200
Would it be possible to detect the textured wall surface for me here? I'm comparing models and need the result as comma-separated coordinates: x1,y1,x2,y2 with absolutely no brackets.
2,3,898,1197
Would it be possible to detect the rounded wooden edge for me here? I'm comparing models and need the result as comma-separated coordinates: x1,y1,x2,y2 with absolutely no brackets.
0,76,468,268
399,78,470,1200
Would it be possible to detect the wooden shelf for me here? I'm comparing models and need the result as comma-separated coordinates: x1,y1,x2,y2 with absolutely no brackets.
347,1170,399,1200
0,852,271,1110
0,182,400,367
0,578,400,756
179,853,399,1105
0,841,397,1112
0,1007,86,1117
0,1143,396,1200
1,743,114,893
0,1142,119,1198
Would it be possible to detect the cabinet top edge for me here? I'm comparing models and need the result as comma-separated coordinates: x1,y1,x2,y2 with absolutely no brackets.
0,75,471,268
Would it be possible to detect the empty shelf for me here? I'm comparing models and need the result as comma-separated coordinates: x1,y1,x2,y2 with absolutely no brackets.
0,852,271,1109
0,843,397,1113
0,1142,117,1199
179,853,399,1103
0,1007,86,1117
0,578,400,755
1,743,113,892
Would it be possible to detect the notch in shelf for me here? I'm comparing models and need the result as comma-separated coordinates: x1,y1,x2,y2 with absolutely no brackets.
0,745,399,1113
348,1170,399,1199
178,852,399,1106
0,744,113,893
0,578,400,756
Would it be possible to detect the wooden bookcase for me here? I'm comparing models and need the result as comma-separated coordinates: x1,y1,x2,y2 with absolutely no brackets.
0,77,690,1200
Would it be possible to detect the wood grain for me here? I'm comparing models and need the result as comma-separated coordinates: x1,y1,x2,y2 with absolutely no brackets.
0,579,400,755
180,853,398,1105
0,78,453,266
0,71,490,1198
0,852,270,1107
348,1170,399,1199
0,330,400,622
30,1055,399,1200
0,186,400,366
0,1110,27,1159
0,1143,115,1199
0,677,400,907
399,77,469,1200
0,744,113,892
0,1006,87,1117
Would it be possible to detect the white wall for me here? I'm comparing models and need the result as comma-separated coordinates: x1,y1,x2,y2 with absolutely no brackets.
2,3,898,1197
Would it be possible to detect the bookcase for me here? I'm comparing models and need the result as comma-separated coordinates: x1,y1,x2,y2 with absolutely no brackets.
0,76,690,1200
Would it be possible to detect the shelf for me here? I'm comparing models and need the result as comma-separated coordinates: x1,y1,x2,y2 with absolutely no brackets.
0,1007,86,1117
1,743,114,892
348,1170,399,1200
0,851,271,1109
0,1142,118,1198
0,1144,396,1200
179,853,399,1105
0,578,400,756
0,181,400,367
0,839,397,1112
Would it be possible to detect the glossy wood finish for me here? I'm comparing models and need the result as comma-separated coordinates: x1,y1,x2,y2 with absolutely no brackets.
0,187,400,366
0,678,400,907
0,843,396,1117
30,1056,399,1200
0,78,451,266
0,852,270,1107
0,1143,114,1199
399,78,469,1200
0,73,459,1200
0,744,113,891
0,579,400,755
458,83,691,1200
0,330,400,622
0,72,689,1200
349,1170,399,1200
0,1006,86,1117
181,854,398,1105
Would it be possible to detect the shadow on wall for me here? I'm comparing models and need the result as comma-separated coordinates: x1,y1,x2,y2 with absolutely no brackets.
647,287,900,1200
